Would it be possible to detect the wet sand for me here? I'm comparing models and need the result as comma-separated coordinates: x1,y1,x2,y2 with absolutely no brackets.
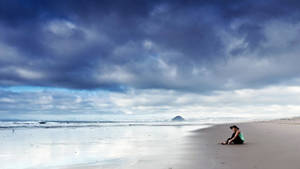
63,118,300,169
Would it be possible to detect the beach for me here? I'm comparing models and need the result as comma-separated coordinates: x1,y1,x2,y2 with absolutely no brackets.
62,118,300,169
177,118,300,169
1,118,300,169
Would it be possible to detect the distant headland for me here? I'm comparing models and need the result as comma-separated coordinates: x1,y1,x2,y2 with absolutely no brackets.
172,116,185,121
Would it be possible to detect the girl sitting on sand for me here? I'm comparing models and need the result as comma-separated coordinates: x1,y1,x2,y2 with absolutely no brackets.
221,125,245,145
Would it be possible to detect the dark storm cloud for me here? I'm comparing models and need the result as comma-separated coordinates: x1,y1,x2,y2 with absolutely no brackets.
1,0,300,91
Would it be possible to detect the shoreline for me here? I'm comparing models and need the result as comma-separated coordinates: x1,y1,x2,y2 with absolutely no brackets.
59,116,300,169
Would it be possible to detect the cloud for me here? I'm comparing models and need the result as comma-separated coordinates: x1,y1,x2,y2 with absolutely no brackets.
1,86,300,120
1,0,300,92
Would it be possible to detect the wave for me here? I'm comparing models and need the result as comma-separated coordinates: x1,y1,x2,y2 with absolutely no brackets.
0,120,210,129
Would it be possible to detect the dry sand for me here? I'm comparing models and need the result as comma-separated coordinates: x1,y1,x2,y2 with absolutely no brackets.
177,118,300,169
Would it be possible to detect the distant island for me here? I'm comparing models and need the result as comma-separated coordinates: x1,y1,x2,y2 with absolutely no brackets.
172,115,185,121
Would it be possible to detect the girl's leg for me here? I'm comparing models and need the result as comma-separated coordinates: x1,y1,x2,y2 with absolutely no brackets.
225,138,231,144
232,138,244,144
221,138,232,145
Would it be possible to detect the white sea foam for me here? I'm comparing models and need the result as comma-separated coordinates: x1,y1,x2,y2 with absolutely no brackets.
0,116,264,129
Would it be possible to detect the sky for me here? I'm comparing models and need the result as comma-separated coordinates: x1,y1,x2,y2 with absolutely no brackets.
1,0,300,121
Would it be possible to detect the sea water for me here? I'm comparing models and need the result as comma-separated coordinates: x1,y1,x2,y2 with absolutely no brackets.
0,121,207,169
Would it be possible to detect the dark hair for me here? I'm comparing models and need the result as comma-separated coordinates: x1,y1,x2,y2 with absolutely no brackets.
230,125,239,129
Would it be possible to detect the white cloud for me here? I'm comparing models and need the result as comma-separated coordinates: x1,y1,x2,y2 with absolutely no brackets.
0,98,15,103
96,65,135,84
46,20,76,37
15,68,44,80
157,58,177,78
1,85,300,120
143,40,153,50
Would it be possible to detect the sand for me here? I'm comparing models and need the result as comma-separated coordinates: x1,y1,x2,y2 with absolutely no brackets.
63,118,300,169
177,118,300,169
